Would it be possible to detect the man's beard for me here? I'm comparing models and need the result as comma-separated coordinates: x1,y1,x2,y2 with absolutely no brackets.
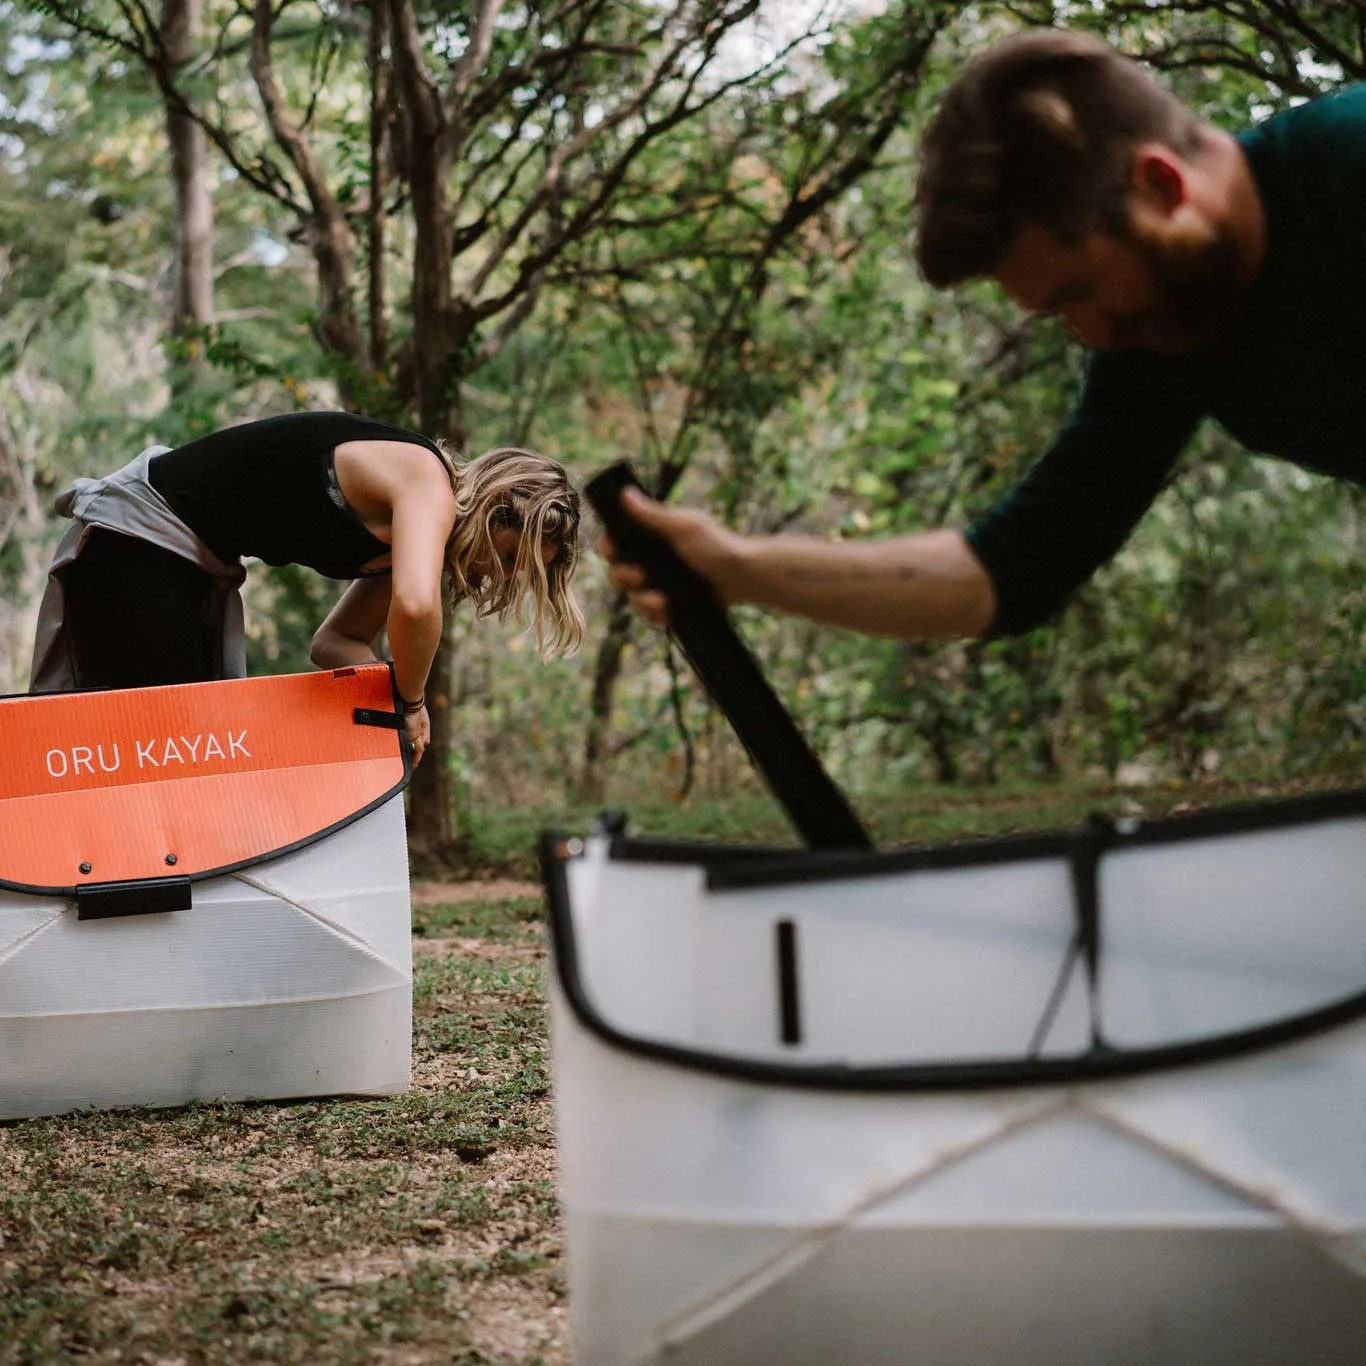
1111,226,1246,354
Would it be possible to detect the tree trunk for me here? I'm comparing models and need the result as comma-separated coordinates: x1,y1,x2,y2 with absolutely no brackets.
249,0,364,400
405,399,464,867
405,632,457,865
160,0,212,378
367,4,388,374
405,139,459,439
579,596,634,802
0,412,45,694
404,368,468,863
400,228,464,860
389,2,465,864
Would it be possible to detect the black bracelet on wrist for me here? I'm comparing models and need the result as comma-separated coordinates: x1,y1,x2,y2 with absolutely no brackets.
399,694,426,715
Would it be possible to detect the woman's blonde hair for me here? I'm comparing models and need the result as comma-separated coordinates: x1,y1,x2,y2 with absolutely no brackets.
439,444,585,656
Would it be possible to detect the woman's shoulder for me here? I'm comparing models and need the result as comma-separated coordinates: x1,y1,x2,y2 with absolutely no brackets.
335,423,455,511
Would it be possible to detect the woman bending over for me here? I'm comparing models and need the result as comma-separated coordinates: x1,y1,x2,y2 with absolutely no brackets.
30,411,583,765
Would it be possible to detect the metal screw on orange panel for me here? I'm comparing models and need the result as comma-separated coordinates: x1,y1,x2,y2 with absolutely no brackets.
165,854,177,866
79,862,91,874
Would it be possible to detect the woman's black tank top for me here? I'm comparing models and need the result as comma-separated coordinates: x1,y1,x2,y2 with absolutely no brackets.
146,411,445,579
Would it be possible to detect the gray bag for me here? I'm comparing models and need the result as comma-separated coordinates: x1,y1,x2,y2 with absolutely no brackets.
29,446,247,693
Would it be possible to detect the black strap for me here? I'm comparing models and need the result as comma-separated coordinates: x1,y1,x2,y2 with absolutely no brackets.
353,707,403,730
77,875,191,921
1068,816,1115,1054
587,462,871,851
775,919,803,1044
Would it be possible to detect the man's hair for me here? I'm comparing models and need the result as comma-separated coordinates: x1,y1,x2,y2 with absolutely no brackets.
914,29,1207,286
440,445,585,657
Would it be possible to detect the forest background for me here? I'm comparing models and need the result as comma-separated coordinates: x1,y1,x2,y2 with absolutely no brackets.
1,0,1363,866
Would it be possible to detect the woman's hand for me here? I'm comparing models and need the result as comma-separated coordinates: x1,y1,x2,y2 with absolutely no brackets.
403,703,431,766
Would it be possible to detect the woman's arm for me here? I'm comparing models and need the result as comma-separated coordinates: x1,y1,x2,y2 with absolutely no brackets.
325,439,459,765
310,559,443,766
311,571,437,766
311,575,392,668
385,478,455,705
330,438,458,705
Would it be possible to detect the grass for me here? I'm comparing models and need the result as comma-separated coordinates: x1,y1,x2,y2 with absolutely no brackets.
0,892,564,1366
459,765,1361,877
4,768,1360,1362
412,895,545,944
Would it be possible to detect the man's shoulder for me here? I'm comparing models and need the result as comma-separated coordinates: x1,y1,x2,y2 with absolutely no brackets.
1242,85,1366,164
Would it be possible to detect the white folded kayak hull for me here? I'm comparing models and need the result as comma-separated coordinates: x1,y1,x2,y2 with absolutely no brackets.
0,668,412,1119
0,798,413,1119
542,795,1366,1365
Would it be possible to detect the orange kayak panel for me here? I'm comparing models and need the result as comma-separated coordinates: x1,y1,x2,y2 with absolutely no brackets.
0,665,408,891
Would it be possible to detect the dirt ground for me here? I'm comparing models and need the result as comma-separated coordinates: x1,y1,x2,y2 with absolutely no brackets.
1,879,571,1366
410,878,542,906
402,891,570,1366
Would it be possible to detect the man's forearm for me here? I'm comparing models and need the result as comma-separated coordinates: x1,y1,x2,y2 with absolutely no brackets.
728,528,996,639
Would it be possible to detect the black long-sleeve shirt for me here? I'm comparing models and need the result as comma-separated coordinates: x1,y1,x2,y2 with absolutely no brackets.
967,84,1366,635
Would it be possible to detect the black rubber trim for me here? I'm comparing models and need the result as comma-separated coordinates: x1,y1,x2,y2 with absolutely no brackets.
586,462,871,851
77,875,191,921
703,784,1366,892
540,823,1366,1092
3,769,410,898
607,835,796,867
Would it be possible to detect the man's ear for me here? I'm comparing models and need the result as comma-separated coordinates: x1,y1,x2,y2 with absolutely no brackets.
1130,143,1187,215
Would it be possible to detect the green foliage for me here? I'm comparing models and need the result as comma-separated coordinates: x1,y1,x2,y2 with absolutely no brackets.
243,563,342,675
2,0,1364,812
1008,0,1364,97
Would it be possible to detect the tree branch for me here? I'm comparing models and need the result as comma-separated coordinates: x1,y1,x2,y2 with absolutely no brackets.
42,0,307,209
443,0,506,117
249,0,362,363
388,0,442,139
